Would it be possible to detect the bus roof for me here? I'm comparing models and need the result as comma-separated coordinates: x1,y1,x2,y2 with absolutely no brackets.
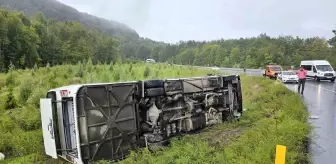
47,81,138,93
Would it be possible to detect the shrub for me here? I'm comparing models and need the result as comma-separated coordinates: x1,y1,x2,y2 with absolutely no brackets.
19,81,34,104
113,71,121,81
10,130,43,157
0,132,13,154
26,89,47,108
0,74,5,89
5,72,16,87
13,107,42,131
144,66,150,78
5,86,18,110
76,63,84,78
3,153,48,164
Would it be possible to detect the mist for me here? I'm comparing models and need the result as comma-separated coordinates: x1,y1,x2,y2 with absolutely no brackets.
58,0,336,43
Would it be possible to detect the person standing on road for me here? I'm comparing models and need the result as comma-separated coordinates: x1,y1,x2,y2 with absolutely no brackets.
296,67,307,94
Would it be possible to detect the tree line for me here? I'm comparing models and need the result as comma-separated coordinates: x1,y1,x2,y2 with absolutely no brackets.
119,33,336,69
168,34,336,68
0,9,122,72
1,8,336,72
0,0,139,39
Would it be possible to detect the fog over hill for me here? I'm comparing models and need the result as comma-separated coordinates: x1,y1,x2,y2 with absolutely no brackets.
0,0,139,39
59,0,335,43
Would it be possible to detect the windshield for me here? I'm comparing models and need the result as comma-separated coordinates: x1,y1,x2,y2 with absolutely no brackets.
270,66,282,71
282,71,295,75
316,65,333,71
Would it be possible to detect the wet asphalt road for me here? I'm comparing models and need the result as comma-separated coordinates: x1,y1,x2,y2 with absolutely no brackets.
219,68,336,164
286,80,336,164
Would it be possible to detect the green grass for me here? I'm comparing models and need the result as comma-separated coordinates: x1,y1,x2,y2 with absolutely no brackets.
0,63,310,164
0,61,217,163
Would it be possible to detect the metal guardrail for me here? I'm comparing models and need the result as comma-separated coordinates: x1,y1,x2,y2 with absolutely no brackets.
173,64,263,72
173,64,264,77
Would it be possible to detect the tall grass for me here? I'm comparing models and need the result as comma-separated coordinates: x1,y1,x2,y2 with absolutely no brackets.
0,62,217,163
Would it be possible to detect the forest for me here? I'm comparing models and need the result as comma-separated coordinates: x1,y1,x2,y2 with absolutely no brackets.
0,0,139,39
0,7,336,72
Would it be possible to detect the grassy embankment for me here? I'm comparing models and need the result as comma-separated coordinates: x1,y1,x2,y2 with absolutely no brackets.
0,62,310,164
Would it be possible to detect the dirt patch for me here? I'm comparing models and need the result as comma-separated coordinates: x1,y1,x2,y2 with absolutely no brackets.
199,126,243,148
208,129,242,147
253,84,260,90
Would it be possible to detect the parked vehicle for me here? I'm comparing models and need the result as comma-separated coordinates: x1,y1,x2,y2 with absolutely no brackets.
277,71,299,83
263,64,283,79
0,152,4,161
300,60,335,82
40,75,243,164
212,66,220,71
146,59,156,63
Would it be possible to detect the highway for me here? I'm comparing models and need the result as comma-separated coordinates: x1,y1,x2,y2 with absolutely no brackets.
219,67,336,164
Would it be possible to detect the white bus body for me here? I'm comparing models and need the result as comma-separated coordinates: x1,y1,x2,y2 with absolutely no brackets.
40,75,243,163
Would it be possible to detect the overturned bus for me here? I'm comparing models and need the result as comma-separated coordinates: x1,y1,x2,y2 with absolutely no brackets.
40,74,243,164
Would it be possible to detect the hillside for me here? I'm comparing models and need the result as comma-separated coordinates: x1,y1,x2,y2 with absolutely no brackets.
0,8,126,71
0,0,139,39
1,1,336,71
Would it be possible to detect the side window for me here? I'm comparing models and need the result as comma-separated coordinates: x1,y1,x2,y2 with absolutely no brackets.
301,65,312,71
313,66,317,73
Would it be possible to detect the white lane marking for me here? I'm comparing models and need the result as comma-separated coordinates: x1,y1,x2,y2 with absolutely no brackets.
305,83,336,94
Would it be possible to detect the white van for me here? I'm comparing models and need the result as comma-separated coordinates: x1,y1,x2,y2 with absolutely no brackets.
300,60,335,82
145,59,156,63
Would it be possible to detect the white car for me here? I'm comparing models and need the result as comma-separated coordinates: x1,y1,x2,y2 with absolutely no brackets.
212,66,220,71
146,59,156,63
278,71,299,83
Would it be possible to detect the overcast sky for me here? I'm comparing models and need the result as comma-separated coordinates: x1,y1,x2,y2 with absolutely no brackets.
58,0,335,43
